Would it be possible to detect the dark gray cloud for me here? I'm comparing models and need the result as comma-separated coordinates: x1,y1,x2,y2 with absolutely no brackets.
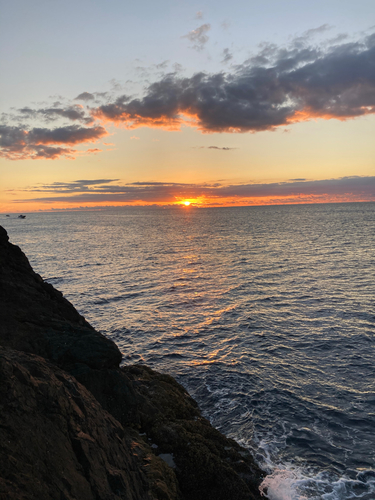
182,24,211,51
18,105,92,124
17,176,375,204
28,179,119,193
93,31,375,132
0,124,107,160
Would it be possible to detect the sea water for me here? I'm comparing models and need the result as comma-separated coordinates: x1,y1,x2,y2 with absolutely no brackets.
3,203,375,500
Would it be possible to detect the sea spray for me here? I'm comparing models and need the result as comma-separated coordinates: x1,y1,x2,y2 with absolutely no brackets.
259,466,375,500
260,469,308,500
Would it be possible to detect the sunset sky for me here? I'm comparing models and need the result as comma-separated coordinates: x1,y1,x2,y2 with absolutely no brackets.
0,0,374,211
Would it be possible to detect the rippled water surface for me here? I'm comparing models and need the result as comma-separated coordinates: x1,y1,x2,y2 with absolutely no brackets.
3,203,375,500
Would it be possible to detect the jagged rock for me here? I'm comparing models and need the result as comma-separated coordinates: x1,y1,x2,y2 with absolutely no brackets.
0,225,265,500
124,365,265,500
0,225,121,370
0,347,179,500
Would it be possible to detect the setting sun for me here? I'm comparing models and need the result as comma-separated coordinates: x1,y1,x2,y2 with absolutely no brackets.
183,201,191,206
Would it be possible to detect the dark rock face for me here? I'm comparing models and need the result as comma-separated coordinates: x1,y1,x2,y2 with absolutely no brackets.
0,225,121,370
0,348,168,500
124,366,265,500
0,225,265,500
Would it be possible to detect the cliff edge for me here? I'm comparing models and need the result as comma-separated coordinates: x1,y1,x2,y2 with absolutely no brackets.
0,225,265,500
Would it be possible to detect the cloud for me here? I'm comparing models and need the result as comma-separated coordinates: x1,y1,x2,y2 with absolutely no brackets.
194,146,237,150
0,124,108,160
92,31,375,133
130,135,140,140
75,92,95,101
25,179,119,193
173,62,184,73
18,105,92,124
222,48,233,64
74,91,109,103
155,60,169,70
182,24,211,51
16,176,375,205
85,148,102,154
303,24,332,38
195,11,203,20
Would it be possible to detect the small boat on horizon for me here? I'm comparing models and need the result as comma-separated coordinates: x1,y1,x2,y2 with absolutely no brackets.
18,215,26,219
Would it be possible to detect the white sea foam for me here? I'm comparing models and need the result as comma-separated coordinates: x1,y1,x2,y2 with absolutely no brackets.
259,466,375,500
260,469,308,500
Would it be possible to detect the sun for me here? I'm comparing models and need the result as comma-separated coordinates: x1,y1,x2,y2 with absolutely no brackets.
183,201,191,206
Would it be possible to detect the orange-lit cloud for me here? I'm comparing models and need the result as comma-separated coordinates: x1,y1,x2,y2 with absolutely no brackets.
91,32,375,133
1,30,374,162
8,176,375,210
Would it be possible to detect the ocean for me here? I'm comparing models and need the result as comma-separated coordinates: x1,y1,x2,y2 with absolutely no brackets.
3,202,375,500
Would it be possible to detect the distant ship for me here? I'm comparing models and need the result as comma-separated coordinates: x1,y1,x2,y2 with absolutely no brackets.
18,215,26,219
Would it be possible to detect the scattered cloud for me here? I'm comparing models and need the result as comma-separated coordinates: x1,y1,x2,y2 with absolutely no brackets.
17,104,93,124
15,176,375,205
85,148,102,154
91,31,375,133
194,146,237,150
173,62,184,73
109,79,123,92
182,24,211,51
155,60,169,70
74,91,108,103
0,124,108,160
303,24,332,38
327,33,349,45
1,28,374,163
291,24,333,50
195,11,203,20
130,135,140,140
222,48,233,64
75,92,95,101
22,179,119,193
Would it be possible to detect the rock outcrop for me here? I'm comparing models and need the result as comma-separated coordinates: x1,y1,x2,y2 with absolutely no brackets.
0,225,265,500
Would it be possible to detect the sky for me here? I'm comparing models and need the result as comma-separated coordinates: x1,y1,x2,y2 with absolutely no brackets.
0,0,374,211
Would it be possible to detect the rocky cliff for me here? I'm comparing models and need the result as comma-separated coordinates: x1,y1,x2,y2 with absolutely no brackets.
0,225,266,500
